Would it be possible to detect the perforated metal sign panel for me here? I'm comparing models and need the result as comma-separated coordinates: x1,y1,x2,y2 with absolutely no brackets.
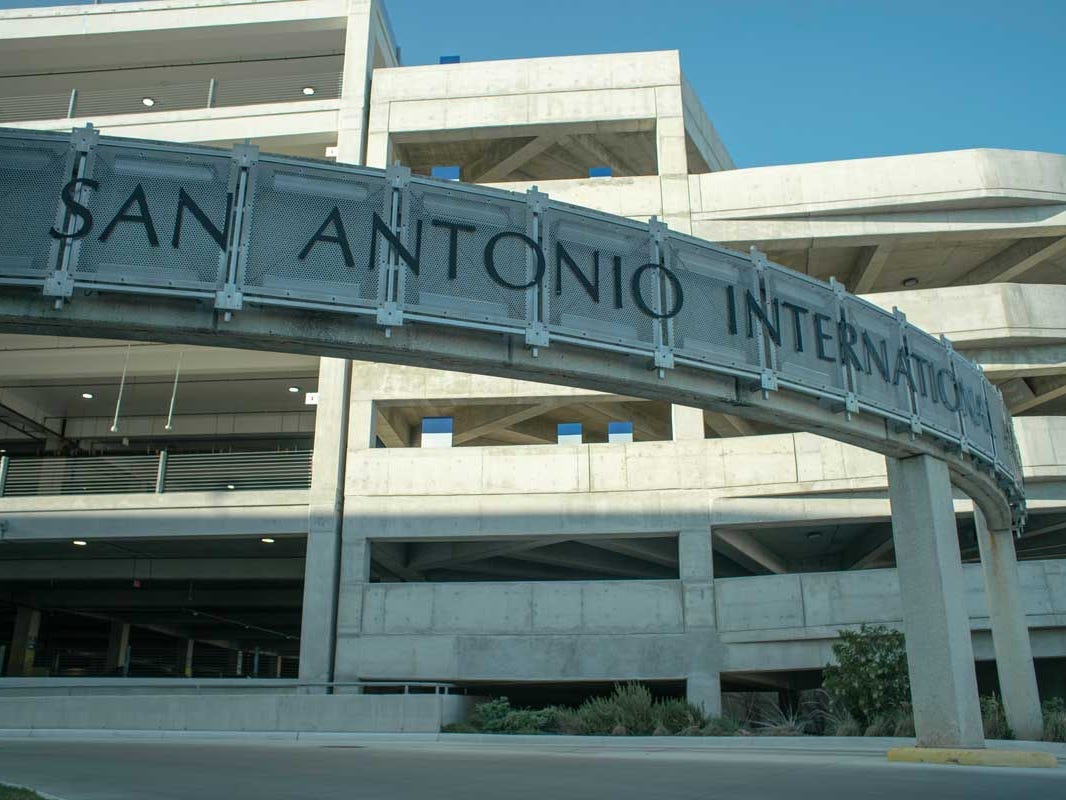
543,204,657,352
841,295,913,422
0,133,71,284
71,140,233,296
403,178,530,331
243,156,388,312
668,235,761,377
904,324,963,440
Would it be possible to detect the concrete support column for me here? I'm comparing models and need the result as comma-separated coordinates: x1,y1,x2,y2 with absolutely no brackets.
298,357,352,689
679,528,721,716
5,607,41,677
105,620,130,673
671,405,705,441
654,83,692,233
336,0,375,165
886,454,984,748
973,507,1043,741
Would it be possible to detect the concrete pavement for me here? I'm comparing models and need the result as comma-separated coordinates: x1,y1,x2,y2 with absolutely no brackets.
0,735,1063,800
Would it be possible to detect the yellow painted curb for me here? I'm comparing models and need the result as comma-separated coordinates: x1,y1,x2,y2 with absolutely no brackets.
887,747,1058,769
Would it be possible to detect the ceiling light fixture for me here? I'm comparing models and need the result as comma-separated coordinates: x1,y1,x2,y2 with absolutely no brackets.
72,539,88,546
806,531,823,542
226,483,236,490
302,86,316,96
261,537,276,544
287,385,301,393
141,97,156,107
81,392,94,399
902,277,919,287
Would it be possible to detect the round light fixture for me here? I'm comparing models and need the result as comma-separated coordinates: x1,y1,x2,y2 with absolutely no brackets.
287,385,301,393
72,539,88,547
902,277,919,287
81,392,94,399
226,483,236,490
301,86,316,96
261,537,276,544
141,97,156,107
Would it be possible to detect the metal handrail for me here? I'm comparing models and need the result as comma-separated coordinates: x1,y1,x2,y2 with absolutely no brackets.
0,450,312,497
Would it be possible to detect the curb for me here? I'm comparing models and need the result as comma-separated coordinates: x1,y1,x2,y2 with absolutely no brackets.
887,746,1059,769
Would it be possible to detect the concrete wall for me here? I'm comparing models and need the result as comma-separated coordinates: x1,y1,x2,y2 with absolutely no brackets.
0,692,454,733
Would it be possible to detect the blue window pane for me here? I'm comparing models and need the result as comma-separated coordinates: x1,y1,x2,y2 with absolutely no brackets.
439,55,461,64
588,166,612,177
557,422,582,436
431,165,461,181
608,421,633,435
422,416,454,434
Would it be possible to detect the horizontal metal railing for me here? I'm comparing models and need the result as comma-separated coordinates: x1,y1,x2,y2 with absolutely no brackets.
0,450,312,497
0,71,343,124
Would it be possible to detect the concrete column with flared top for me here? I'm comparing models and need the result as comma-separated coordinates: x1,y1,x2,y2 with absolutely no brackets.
974,507,1044,741
679,527,722,716
887,454,984,748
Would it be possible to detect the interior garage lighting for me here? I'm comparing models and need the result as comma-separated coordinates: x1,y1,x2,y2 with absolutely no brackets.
226,483,236,490
902,277,919,287
141,97,156,107
261,537,275,544
72,540,87,547
81,392,94,399
287,385,301,393
302,87,316,96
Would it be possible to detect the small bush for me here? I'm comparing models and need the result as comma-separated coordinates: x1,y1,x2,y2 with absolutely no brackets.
751,705,811,736
980,695,1014,740
825,712,863,737
892,706,916,738
1044,710,1066,743
701,716,742,736
823,624,910,728
441,721,477,733
467,697,556,734
552,707,585,735
656,697,708,733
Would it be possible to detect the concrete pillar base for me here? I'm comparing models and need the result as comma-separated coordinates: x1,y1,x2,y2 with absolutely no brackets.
686,673,722,718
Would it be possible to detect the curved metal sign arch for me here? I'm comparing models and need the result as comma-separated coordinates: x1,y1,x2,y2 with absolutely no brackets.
0,126,1024,530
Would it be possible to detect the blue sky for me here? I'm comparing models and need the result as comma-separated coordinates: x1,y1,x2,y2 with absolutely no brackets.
3,0,1062,167
385,0,1064,167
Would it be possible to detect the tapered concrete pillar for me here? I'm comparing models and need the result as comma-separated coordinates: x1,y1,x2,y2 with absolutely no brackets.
105,620,130,673
177,639,194,678
973,508,1043,741
6,607,41,676
679,528,721,716
887,454,984,748
671,405,705,441
298,357,352,689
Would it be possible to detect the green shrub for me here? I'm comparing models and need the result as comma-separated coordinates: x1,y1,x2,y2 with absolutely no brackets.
1043,708,1066,743
467,697,556,734
701,715,742,736
656,697,708,733
751,705,811,736
892,706,916,737
824,711,863,737
980,695,1014,740
441,721,477,733
823,624,910,728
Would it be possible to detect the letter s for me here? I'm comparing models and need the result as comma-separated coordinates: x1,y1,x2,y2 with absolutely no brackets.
49,178,99,240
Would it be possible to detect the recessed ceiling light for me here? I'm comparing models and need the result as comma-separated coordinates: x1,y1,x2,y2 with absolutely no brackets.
141,97,156,107
302,86,316,96
81,392,94,399
287,385,301,393
226,483,236,490
261,537,276,544
902,277,919,287
72,539,88,546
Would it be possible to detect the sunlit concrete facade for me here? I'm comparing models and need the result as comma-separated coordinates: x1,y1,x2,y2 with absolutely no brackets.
1,0,1064,741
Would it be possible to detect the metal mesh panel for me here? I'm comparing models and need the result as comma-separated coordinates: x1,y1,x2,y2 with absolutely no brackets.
951,351,995,459
765,266,845,395
403,179,531,329
542,205,656,350
72,141,231,293
988,386,1021,482
904,325,962,439
243,157,386,311
3,455,158,496
668,237,761,375
842,296,913,420
0,134,70,280
164,451,312,492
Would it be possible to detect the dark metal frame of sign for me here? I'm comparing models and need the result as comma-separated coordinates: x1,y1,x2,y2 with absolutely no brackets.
0,126,1025,530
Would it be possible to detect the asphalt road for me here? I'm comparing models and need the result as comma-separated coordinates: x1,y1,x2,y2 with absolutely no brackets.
0,739,1063,800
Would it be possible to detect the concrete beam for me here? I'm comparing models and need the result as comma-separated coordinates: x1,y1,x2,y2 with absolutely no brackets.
371,540,423,581
851,244,892,294
508,542,674,578
472,134,561,183
705,413,755,437
956,236,1066,285
0,558,305,581
406,538,564,571
374,406,409,447
581,537,679,569
2,588,304,609
713,529,788,575
1003,375,1066,414
452,400,570,445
